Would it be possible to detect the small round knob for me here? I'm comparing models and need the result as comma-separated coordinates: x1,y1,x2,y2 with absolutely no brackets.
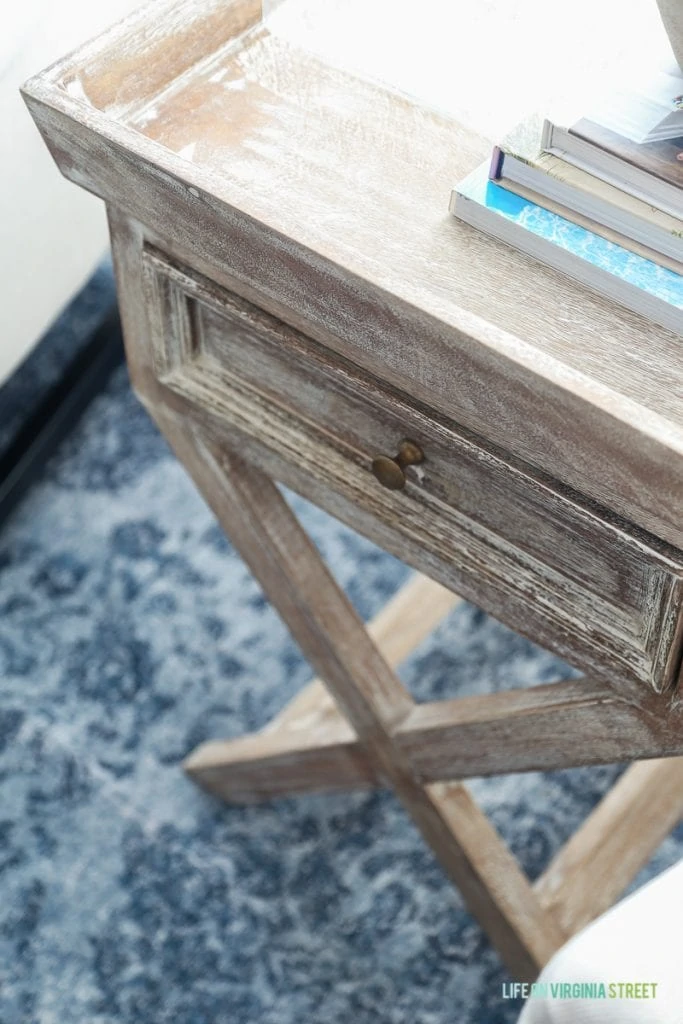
371,440,424,490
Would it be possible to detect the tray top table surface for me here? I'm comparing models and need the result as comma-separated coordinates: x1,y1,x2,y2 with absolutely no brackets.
23,0,683,547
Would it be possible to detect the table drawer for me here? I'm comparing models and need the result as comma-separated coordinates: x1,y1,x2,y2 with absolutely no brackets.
143,248,683,692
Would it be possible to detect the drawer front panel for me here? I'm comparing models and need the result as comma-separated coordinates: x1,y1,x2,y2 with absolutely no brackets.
143,248,683,691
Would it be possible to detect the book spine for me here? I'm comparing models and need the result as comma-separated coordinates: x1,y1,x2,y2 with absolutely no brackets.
489,146,504,181
540,119,554,151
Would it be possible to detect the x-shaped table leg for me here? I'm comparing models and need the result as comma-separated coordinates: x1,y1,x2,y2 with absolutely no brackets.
158,411,566,980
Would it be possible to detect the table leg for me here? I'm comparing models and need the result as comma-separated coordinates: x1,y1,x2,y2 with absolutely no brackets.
155,407,565,981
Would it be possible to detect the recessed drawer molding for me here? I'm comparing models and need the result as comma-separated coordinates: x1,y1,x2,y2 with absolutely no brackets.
142,247,683,693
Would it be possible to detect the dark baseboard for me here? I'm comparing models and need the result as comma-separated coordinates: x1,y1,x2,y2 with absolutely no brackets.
0,306,124,527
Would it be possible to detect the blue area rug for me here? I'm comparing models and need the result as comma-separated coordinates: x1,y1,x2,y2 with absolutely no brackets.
1,266,681,1024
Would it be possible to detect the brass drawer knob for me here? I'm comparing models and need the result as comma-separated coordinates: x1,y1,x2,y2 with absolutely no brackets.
371,440,424,490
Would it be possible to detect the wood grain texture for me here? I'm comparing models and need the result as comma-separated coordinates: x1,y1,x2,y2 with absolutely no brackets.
185,675,683,800
424,780,567,966
185,716,372,803
534,757,683,937
35,0,262,115
21,3,683,548
140,247,683,693
397,680,683,780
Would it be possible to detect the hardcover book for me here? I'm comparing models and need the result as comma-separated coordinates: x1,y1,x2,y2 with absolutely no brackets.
492,115,683,267
543,117,683,219
541,62,683,218
493,177,682,274
451,164,683,337
570,119,683,192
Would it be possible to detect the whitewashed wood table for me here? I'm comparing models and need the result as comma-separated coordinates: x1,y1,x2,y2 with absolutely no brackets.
23,0,683,981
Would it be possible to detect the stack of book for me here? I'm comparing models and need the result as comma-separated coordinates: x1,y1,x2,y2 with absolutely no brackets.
451,67,683,334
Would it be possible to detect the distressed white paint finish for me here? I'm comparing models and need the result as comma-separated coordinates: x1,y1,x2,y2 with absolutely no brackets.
187,675,683,798
21,0,683,548
142,246,683,693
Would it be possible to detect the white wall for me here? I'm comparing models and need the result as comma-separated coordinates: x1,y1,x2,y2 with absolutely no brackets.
0,0,143,386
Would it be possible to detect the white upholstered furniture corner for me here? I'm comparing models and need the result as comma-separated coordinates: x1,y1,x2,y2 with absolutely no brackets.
0,0,141,385
519,858,683,1023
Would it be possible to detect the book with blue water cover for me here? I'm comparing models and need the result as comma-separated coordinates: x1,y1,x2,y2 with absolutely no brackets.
451,163,683,337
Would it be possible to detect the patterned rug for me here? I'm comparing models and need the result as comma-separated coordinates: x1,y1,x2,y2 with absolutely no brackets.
1,266,681,1024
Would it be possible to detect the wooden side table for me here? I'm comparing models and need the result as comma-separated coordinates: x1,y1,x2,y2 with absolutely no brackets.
23,0,683,981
